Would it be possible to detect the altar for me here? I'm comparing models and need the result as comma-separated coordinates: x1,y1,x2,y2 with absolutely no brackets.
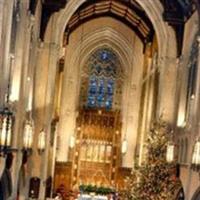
78,194,108,200
54,109,130,197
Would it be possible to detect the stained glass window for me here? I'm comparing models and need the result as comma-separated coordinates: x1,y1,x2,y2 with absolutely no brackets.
80,48,123,110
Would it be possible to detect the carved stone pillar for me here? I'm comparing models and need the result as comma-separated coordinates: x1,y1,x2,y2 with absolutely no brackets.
35,42,60,200
10,2,35,200
158,55,178,124
0,0,14,107
195,36,200,132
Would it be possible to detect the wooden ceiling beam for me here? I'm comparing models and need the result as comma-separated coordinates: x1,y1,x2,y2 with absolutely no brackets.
65,0,154,44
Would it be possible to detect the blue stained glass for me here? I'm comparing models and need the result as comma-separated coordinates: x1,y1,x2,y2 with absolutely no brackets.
107,80,114,95
88,95,96,107
89,78,97,94
98,79,104,94
101,51,108,60
105,99,112,109
86,48,119,109
97,95,104,107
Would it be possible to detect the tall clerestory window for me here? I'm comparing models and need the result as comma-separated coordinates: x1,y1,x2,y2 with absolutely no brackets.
80,48,123,110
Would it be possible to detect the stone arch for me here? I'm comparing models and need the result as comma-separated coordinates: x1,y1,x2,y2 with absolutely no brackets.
68,27,133,80
39,0,178,169
47,0,176,57
26,1,194,199
42,0,177,124
56,25,143,164
64,26,141,109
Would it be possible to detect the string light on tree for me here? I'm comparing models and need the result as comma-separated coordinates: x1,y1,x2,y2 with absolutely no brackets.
123,120,180,200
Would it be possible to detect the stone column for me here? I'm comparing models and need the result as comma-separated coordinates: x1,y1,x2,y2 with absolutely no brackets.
158,55,178,124
0,0,15,183
137,43,152,165
56,46,78,162
56,78,77,162
0,157,5,178
10,1,34,199
193,36,200,131
122,38,144,168
0,0,3,45
0,0,14,107
175,55,189,128
36,42,60,200
184,35,200,200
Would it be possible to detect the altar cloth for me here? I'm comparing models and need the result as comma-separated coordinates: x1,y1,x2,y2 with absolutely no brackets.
78,194,108,200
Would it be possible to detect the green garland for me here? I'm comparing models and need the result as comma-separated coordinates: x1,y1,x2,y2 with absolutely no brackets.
79,184,115,195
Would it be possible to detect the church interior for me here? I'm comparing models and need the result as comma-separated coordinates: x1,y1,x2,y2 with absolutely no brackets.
0,0,200,199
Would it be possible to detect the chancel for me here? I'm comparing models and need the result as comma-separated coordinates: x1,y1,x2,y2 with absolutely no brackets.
0,0,200,200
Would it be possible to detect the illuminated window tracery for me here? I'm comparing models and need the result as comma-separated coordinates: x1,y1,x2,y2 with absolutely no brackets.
80,48,123,110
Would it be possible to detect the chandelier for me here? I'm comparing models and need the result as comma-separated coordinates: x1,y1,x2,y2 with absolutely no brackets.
38,129,46,154
192,139,200,168
23,119,34,153
0,107,13,155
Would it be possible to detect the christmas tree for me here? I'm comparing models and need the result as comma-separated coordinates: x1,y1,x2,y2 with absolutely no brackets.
124,120,180,200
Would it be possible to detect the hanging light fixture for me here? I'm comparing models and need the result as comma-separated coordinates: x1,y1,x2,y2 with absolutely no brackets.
0,107,13,154
121,138,128,154
166,142,175,163
69,135,75,148
38,129,46,154
192,139,200,167
0,55,15,155
23,120,34,153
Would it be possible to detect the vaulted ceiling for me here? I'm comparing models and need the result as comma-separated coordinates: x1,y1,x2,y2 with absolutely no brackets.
65,0,154,44
28,0,198,56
